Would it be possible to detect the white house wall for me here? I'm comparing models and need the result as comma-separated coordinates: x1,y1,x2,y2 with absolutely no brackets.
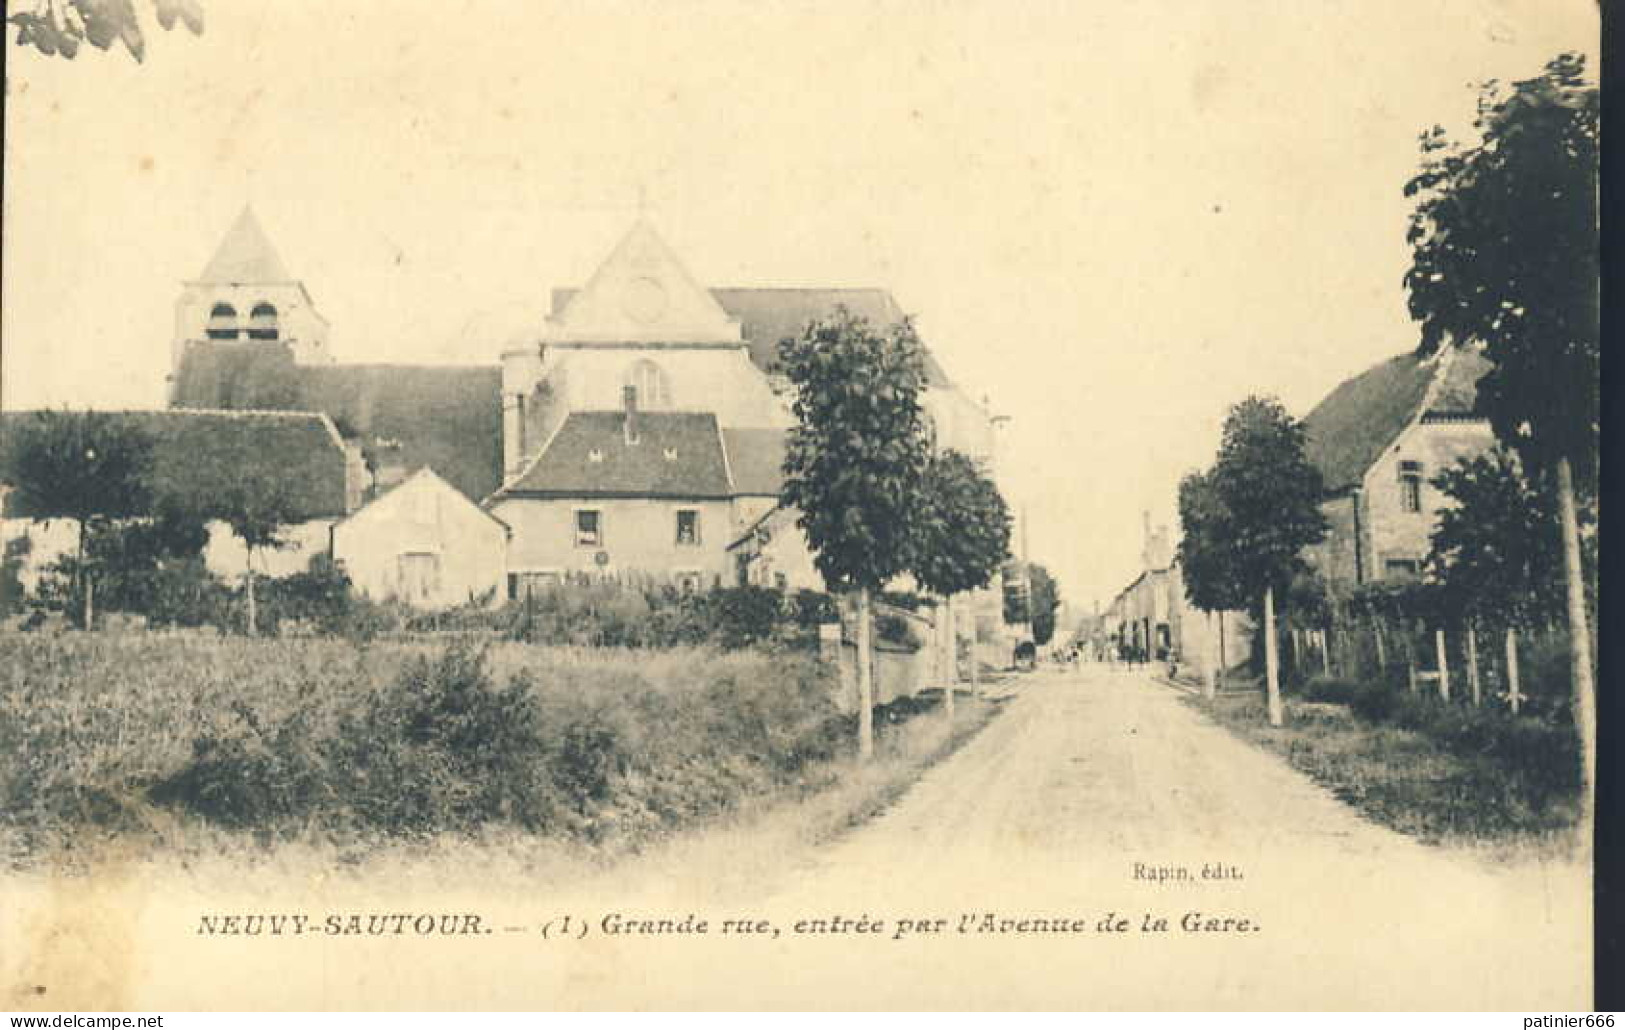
544,348,788,428
2,517,333,591
332,474,506,609
1360,418,1496,576
494,496,734,584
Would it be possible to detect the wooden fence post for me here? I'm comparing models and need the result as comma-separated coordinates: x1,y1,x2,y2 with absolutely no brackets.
1435,628,1450,701
1320,629,1332,676
1405,624,1418,693
1466,621,1481,707
1505,626,1523,715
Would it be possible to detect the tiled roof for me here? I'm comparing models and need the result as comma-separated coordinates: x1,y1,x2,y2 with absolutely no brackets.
549,286,955,388
0,409,348,519
710,288,954,388
196,207,292,283
296,363,503,502
170,342,504,502
499,411,733,499
721,427,786,496
1303,349,1490,494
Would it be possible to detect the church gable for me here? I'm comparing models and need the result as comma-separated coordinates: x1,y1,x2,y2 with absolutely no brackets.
544,221,742,344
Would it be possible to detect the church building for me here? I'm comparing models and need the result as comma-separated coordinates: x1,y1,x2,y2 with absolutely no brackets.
161,209,1002,606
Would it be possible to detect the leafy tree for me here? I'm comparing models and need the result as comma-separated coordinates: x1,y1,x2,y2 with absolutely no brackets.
1427,448,1587,630
1177,467,1251,692
1026,564,1061,646
907,449,1012,712
1403,52,1599,809
778,307,932,757
161,432,304,635
1207,396,1328,725
85,500,210,615
9,0,202,62
1,410,154,627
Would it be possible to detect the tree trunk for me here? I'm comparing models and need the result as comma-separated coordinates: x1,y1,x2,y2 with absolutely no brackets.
1505,626,1522,715
1556,457,1596,823
1373,617,1387,672
1466,622,1481,707
77,520,94,630
943,594,955,720
245,547,258,637
856,586,874,759
1203,610,1217,700
1216,610,1226,689
1263,586,1283,726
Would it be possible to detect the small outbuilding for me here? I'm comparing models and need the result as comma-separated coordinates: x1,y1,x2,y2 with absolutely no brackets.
332,467,508,609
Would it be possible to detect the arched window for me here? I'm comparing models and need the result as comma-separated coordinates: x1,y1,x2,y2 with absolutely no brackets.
207,303,239,340
627,359,672,409
248,302,280,341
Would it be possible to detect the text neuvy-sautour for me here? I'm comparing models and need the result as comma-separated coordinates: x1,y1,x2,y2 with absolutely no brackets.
195,910,1262,938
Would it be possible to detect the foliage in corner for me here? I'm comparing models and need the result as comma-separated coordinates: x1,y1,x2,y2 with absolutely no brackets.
9,0,203,63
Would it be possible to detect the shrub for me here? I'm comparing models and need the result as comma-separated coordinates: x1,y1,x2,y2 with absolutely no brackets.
699,586,777,648
0,536,31,617
259,555,355,634
1348,679,1400,723
875,610,923,649
334,643,562,832
1301,675,1361,705
150,697,329,829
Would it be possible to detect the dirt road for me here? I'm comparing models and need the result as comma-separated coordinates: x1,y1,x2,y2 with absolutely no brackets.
2,665,1591,1009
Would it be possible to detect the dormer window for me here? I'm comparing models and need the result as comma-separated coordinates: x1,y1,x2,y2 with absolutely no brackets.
248,302,279,341
663,448,678,461
588,449,605,463
207,303,239,340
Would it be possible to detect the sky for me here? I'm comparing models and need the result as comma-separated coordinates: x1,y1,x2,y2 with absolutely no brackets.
1,0,1598,613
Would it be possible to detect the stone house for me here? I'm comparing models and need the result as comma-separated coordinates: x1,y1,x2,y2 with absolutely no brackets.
1301,346,1495,588
485,392,786,597
331,467,509,608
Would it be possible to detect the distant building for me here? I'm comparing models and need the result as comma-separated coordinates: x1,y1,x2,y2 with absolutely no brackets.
1301,346,1495,588
1,409,357,588
332,468,509,608
164,211,1005,601
1105,511,1251,672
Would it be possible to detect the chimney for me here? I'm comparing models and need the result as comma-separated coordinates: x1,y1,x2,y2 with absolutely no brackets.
623,385,639,445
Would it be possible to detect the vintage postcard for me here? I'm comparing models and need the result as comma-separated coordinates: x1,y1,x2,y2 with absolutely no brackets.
0,0,1600,1011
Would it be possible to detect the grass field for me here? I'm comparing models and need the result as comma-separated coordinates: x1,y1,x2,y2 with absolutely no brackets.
1185,685,1582,856
0,631,998,876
